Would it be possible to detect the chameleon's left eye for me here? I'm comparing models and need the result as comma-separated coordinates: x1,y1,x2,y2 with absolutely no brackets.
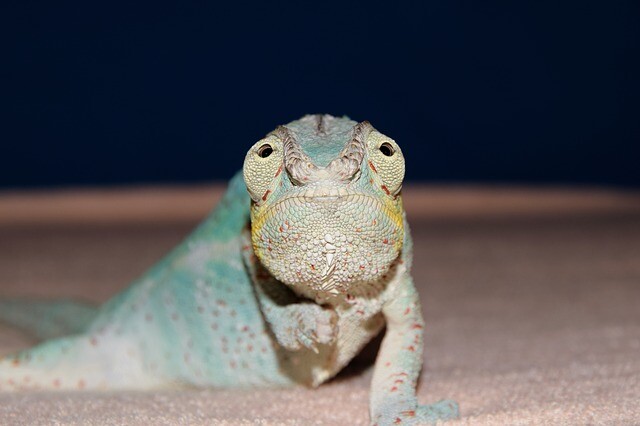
367,132,405,196
379,142,394,157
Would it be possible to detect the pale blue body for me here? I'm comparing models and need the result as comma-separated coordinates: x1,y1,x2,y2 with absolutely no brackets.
0,115,459,424
0,174,296,389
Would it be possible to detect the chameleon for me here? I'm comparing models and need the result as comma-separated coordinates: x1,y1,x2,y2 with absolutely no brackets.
0,115,459,425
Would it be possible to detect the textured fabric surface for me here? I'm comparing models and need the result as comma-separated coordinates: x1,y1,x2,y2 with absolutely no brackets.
0,185,639,425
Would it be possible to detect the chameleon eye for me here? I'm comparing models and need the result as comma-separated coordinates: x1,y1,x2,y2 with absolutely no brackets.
258,144,273,158
379,142,394,157
244,136,282,203
367,133,405,196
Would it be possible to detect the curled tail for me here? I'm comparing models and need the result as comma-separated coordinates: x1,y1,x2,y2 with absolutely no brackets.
0,299,98,340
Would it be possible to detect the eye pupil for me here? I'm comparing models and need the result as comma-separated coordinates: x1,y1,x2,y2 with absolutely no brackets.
379,142,394,157
258,144,273,158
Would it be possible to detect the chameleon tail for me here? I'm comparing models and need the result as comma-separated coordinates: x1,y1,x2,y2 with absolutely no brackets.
0,330,163,391
0,299,98,340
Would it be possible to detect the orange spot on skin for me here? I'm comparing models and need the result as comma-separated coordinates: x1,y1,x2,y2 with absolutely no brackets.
262,190,271,201
385,362,391,367
404,307,411,315
401,410,416,417
11,359,19,367
381,185,391,195
383,238,388,244
390,386,398,392
356,310,365,315
407,346,416,352
274,165,282,177
368,160,378,173
411,323,423,329
372,219,377,225
394,418,402,424
369,178,374,184
310,264,316,270
394,379,404,384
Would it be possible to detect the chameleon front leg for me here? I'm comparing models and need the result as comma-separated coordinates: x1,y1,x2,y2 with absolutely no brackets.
370,274,458,425
242,233,337,353
252,269,337,353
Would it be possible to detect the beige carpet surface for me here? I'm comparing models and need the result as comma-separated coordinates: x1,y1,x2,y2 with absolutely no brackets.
0,185,639,425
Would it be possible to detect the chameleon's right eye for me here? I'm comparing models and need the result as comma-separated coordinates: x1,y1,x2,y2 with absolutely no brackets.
243,136,283,203
257,144,273,158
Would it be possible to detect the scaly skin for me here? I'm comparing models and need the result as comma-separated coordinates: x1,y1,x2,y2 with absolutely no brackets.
0,115,458,425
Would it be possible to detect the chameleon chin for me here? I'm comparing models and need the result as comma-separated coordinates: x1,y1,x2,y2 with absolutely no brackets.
0,114,459,425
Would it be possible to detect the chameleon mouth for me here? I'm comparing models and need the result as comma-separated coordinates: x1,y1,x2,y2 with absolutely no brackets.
269,191,382,211
306,195,340,202
301,186,348,201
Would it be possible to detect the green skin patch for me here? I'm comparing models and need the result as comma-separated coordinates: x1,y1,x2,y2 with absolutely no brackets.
0,115,458,425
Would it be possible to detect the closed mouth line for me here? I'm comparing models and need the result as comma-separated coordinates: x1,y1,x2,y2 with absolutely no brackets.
263,192,385,217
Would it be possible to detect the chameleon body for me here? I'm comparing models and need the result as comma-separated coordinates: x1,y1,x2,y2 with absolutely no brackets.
0,115,458,425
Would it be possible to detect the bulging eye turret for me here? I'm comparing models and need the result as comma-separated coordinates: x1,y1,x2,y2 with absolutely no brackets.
243,136,283,202
367,132,405,196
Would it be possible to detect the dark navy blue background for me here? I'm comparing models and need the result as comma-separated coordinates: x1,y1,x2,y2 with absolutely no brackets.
2,1,639,188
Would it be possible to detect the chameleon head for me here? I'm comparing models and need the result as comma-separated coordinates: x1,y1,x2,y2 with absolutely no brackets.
242,115,406,296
